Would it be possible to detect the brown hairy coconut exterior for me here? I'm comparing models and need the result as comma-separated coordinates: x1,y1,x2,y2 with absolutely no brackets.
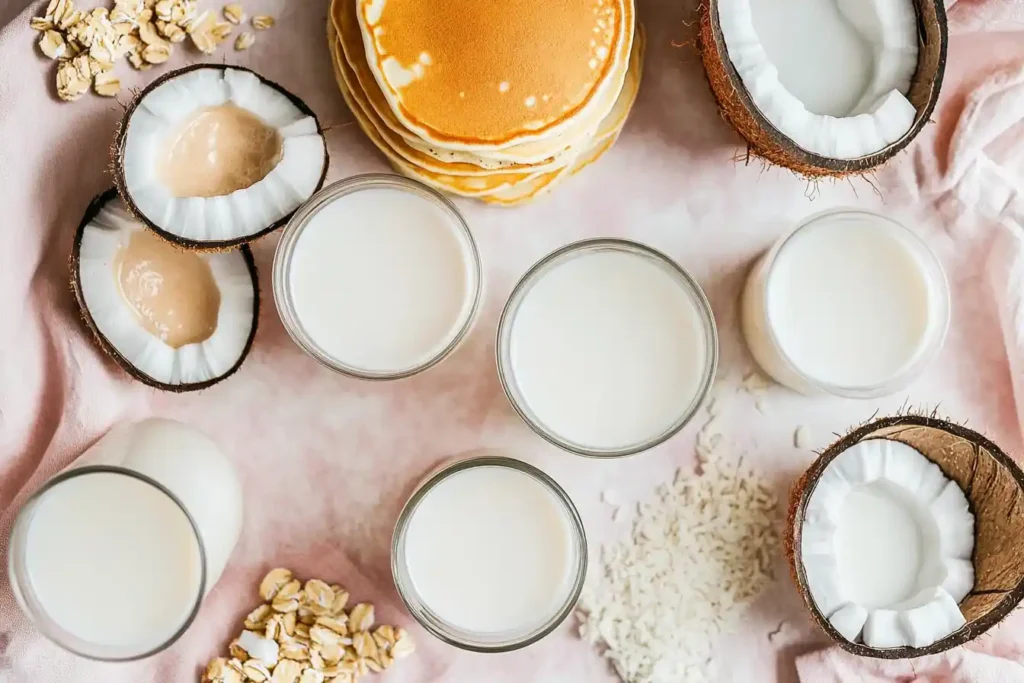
112,64,330,251
70,189,261,392
787,413,1024,658
698,0,948,179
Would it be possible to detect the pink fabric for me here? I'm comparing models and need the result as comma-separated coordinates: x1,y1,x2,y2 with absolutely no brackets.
1,1,1023,683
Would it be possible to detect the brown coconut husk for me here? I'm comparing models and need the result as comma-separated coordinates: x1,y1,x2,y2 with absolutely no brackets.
697,0,948,179
70,189,261,392
111,64,330,251
787,413,1024,658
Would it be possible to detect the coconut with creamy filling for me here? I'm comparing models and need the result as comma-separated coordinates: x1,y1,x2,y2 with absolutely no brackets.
800,438,974,649
114,65,328,249
72,190,259,391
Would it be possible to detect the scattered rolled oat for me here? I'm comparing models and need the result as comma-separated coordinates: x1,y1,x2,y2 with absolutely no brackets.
202,568,415,683
30,0,258,101
223,3,245,24
251,14,274,30
38,29,66,59
142,41,170,63
93,70,121,96
234,30,254,50
55,56,89,100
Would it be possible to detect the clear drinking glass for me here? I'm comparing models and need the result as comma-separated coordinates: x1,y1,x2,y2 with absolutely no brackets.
391,455,587,652
740,209,951,397
496,238,719,458
273,174,483,380
7,418,243,661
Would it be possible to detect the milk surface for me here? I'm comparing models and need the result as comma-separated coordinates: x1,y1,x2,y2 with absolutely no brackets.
508,248,709,450
402,466,575,634
289,188,476,373
764,215,934,389
23,472,203,651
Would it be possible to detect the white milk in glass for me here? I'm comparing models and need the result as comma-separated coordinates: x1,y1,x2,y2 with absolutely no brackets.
278,177,480,378
499,240,716,456
393,457,585,650
8,418,243,659
741,210,949,396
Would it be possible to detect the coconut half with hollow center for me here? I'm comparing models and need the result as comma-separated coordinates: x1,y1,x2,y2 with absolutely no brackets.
699,0,947,177
72,190,259,391
114,65,329,249
788,414,1024,658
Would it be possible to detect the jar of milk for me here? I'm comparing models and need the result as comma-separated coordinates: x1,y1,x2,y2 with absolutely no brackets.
741,209,950,397
7,418,243,660
391,455,587,651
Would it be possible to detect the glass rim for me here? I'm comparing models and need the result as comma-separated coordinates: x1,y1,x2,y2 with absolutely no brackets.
495,238,720,458
7,464,208,662
758,208,951,398
390,455,587,653
272,173,484,381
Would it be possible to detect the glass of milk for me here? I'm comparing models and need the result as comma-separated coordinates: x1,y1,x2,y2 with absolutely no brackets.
392,455,587,652
7,418,243,661
741,209,950,397
273,174,483,380
497,239,719,457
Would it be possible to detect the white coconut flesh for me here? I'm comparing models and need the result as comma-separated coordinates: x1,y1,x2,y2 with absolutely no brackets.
78,198,256,386
801,439,975,649
719,0,919,159
121,67,326,244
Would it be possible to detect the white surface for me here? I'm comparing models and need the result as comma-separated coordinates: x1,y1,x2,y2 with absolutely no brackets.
800,439,974,648
508,248,709,451
23,472,203,651
402,465,576,634
288,186,477,374
834,483,927,608
742,212,944,393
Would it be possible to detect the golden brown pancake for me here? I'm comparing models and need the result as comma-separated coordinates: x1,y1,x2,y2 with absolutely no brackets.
355,0,630,150
333,0,626,166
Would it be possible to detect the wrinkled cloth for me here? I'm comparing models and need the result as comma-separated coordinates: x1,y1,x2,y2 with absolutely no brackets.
2,1,1024,683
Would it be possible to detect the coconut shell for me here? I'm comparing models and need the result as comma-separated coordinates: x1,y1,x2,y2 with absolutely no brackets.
787,413,1024,658
698,0,948,178
70,189,261,392
111,63,330,251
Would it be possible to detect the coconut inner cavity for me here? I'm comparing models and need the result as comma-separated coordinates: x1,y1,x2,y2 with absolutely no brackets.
114,229,221,348
749,0,872,116
834,481,935,609
158,103,283,199
800,439,975,649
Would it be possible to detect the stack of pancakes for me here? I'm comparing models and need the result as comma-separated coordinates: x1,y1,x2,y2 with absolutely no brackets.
328,0,643,206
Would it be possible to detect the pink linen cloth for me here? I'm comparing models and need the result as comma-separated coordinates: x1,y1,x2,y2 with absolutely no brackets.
0,1,1023,683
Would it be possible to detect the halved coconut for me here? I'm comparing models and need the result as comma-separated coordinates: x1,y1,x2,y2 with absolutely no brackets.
787,414,1024,658
72,190,259,391
113,65,329,249
698,0,947,177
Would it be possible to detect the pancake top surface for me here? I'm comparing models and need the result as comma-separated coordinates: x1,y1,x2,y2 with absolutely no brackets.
358,0,624,145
